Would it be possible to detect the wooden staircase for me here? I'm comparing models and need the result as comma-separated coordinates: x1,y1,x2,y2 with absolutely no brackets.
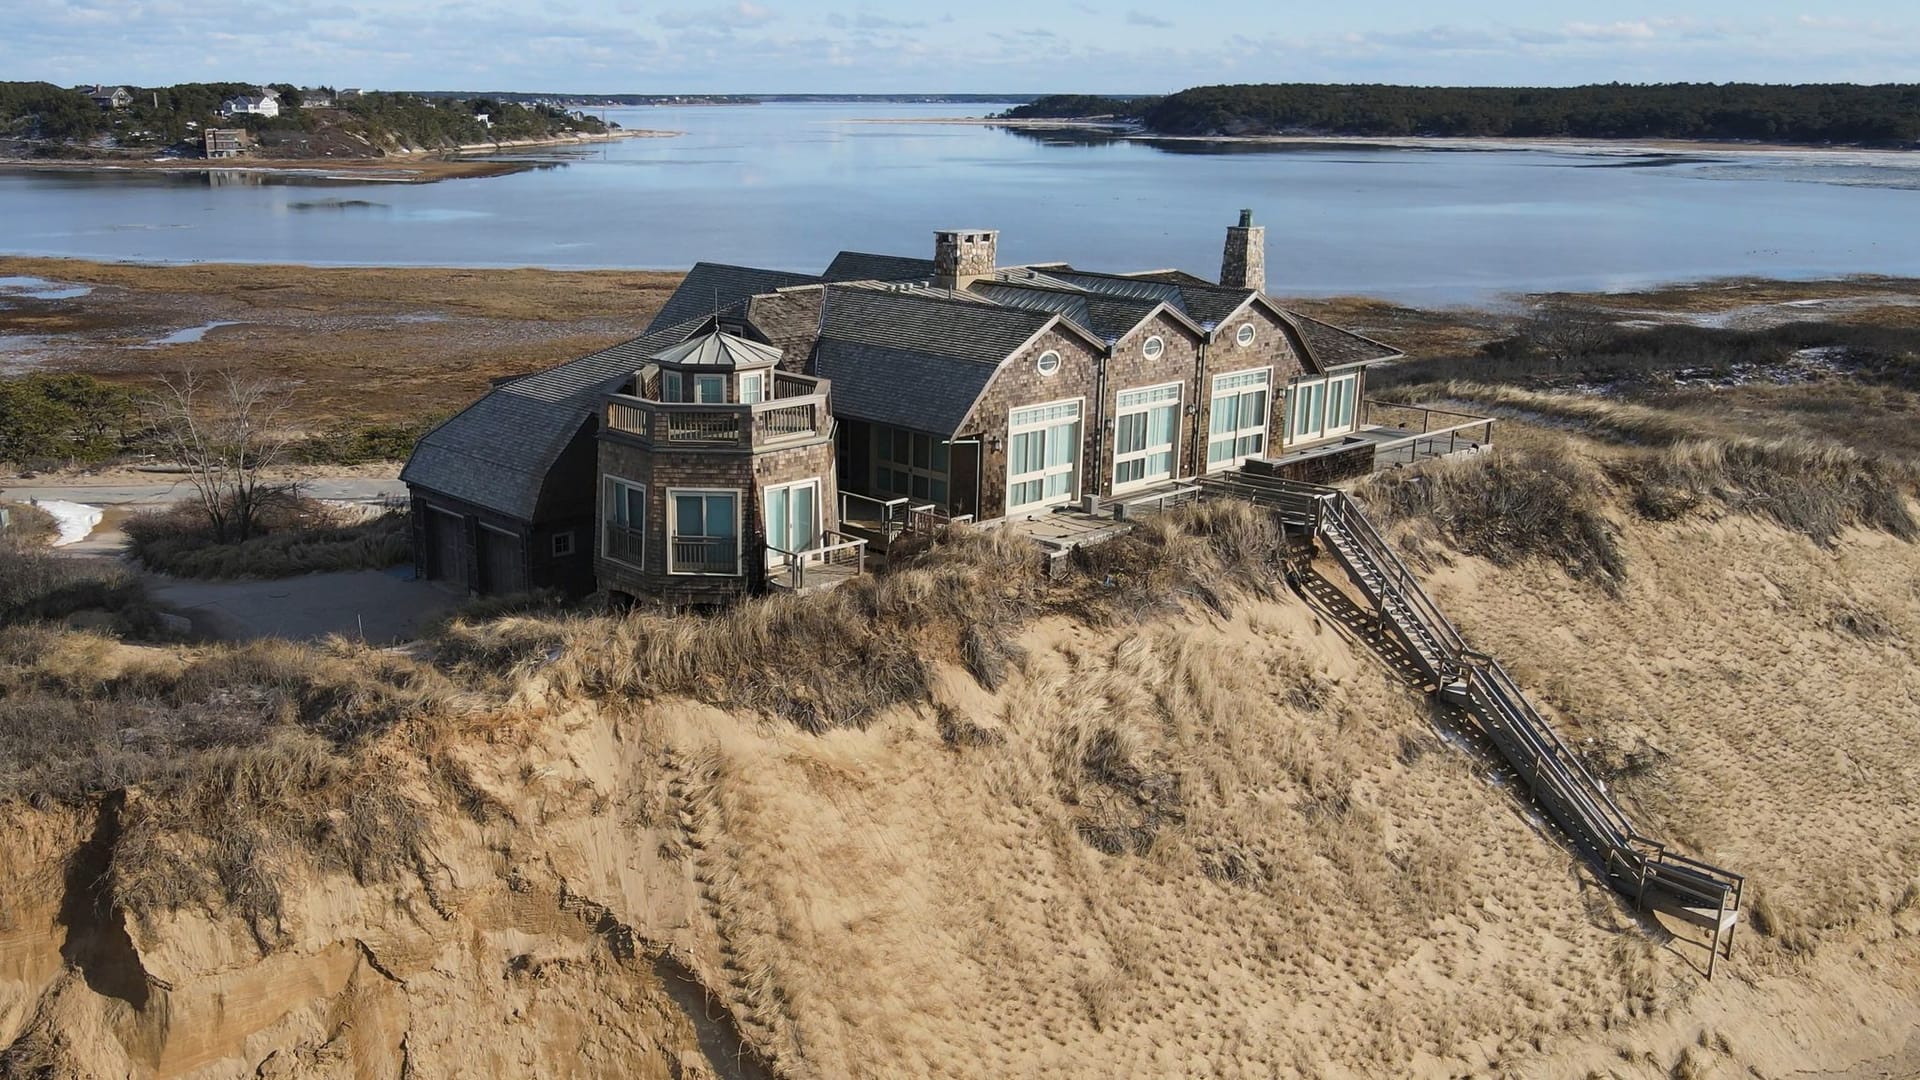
1203,472,1745,976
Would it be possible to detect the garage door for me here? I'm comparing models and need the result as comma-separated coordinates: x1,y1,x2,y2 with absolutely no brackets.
477,526,526,595
427,509,467,586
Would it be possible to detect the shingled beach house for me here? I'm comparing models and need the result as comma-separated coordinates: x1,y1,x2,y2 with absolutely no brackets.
401,212,1486,603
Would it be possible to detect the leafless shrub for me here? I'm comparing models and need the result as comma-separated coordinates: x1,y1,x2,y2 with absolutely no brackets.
148,367,301,543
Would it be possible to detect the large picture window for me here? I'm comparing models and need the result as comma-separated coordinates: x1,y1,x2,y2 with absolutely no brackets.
1284,372,1360,446
1008,399,1082,511
1207,368,1271,471
602,476,646,567
668,489,739,575
1113,382,1180,491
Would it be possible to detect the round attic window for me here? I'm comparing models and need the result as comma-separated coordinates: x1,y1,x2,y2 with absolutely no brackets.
1036,350,1062,376
1142,335,1165,360
1235,323,1257,347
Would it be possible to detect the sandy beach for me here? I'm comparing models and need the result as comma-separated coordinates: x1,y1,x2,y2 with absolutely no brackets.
0,127,682,184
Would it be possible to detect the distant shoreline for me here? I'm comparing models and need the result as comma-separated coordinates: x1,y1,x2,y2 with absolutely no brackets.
0,128,680,184
845,117,1920,158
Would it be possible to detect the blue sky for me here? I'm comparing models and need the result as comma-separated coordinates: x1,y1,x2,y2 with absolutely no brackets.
4,0,1915,93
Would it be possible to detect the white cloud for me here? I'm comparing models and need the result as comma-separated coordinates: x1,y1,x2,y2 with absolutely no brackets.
657,1,777,30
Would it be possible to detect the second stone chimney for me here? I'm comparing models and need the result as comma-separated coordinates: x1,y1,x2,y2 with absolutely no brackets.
933,229,998,290
1219,209,1266,294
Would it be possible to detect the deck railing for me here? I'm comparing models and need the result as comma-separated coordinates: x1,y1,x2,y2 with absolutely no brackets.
1361,398,1495,467
604,391,830,450
603,524,646,566
769,530,868,590
670,536,739,576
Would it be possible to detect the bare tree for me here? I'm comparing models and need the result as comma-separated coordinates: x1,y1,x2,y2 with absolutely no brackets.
150,368,299,542
1522,303,1616,362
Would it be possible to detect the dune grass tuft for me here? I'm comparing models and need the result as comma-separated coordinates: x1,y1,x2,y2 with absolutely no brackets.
1359,448,1629,590
439,500,1291,732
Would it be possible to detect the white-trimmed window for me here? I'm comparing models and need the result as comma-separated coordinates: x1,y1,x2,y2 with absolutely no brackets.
1285,372,1360,446
668,489,740,575
1007,399,1082,511
1113,382,1180,492
1142,335,1165,360
694,374,727,404
871,426,951,506
763,479,820,565
1207,367,1271,471
662,371,683,402
739,370,766,404
1036,350,1062,376
1235,323,1256,347
602,476,646,568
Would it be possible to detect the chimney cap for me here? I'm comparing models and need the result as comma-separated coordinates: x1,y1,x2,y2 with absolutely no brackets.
936,228,999,239
1236,208,1254,228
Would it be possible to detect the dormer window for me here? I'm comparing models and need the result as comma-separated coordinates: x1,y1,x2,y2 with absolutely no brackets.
1142,335,1165,360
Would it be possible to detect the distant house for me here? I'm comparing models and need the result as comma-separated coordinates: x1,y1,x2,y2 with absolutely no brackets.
338,88,365,101
219,95,280,119
403,213,1414,601
85,85,132,110
300,88,335,108
203,128,248,158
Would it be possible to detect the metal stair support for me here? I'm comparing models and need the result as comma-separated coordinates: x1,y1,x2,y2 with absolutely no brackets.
1199,471,1745,977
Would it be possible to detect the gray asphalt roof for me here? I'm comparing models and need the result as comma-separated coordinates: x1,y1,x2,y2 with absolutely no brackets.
813,286,1061,434
820,285,1054,365
401,318,704,519
648,263,820,332
815,339,997,436
1288,313,1405,367
821,251,938,283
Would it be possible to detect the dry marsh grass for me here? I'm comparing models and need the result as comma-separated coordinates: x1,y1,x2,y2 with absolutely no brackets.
0,623,454,941
1,501,59,548
1359,448,1629,590
124,499,410,580
439,501,1291,732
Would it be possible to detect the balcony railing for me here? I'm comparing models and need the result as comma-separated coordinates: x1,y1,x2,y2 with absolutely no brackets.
605,391,831,450
671,536,740,575
603,523,646,566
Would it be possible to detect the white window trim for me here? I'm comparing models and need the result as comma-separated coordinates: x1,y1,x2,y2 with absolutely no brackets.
739,370,766,405
694,373,727,404
1142,335,1165,360
1235,323,1257,347
602,475,646,571
1285,372,1361,447
1035,349,1062,376
666,487,742,577
662,370,683,402
1206,366,1273,473
1112,381,1182,494
763,478,822,567
1006,396,1084,514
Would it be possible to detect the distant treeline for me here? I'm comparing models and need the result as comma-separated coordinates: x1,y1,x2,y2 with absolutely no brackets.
1003,84,1920,145
0,81,609,154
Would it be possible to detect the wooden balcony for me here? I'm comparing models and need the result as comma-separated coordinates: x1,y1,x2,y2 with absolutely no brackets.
604,391,831,451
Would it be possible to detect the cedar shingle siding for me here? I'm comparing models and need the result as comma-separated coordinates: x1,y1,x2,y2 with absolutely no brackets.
402,218,1402,600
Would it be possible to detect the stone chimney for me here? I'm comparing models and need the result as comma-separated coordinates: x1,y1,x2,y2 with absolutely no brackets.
1219,209,1265,294
933,229,998,290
